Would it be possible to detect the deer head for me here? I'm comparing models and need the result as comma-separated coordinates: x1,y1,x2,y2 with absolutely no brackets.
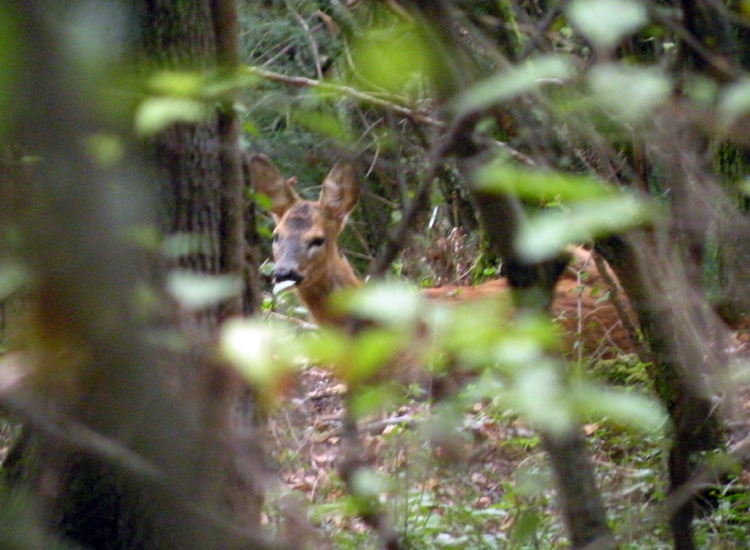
250,154,361,324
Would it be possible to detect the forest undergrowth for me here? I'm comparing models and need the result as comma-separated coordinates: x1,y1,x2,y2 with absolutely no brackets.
260,277,750,550
263,363,750,550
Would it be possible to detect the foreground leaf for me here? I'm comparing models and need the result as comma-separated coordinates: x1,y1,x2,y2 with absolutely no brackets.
573,383,668,432
454,55,574,115
517,196,656,260
568,0,648,51
166,270,241,309
135,97,209,136
475,163,616,202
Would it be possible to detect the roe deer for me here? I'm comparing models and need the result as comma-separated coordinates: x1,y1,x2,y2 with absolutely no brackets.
250,154,636,358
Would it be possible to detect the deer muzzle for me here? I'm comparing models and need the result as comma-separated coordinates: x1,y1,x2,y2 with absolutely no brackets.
273,265,304,287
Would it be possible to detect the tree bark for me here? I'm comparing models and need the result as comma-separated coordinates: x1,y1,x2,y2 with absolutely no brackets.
212,0,246,319
596,232,723,550
131,0,262,530
1,1,263,548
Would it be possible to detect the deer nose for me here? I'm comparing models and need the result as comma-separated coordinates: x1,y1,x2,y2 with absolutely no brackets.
273,266,304,286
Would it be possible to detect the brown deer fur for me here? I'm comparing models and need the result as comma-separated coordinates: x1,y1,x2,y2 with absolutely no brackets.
250,155,636,358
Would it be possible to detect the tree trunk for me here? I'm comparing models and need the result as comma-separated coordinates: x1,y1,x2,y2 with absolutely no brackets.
131,0,262,530
1,1,263,548
596,232,723,550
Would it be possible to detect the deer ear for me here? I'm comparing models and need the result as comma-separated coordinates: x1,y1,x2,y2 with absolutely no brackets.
249,154,300,219
319,162,359,222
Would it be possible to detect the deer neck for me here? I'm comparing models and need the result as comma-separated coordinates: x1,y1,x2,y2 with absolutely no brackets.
296,251,361,326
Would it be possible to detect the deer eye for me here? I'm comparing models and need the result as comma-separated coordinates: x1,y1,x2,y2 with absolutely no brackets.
272,233,280,243
308,236,326,249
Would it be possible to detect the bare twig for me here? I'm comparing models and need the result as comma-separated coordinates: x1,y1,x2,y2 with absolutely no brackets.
285,1,324,79
369,166,436,278
246,65,444,128
266,310,318,331
518,0,571,61
360,415,418,435
598,433,750,550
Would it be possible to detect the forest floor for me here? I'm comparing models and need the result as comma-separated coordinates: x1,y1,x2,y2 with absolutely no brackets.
1,311,749,549
262,354,750,550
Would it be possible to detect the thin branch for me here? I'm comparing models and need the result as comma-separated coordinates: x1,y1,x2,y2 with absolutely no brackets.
246,65,444,128
597,433,750,550
285,1,324,79
247,66,533,170
651,5,742,81
518,0,571,61
266,310,318,331
369,165,436,278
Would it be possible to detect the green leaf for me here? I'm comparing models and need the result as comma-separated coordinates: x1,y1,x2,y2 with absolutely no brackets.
350,467,392,499
350,329,407,382
333,283,423,329
160,233,213,259
302,328,351,369
573,384,667,432
511,509,541,545
292,109,353,142
435,534,469,549
588,63,671,121
303,326,406,385
201,73,258,101
147,71,205,97
123,224,162,251
248,189,273,210
349,384,399,419
719,79,750,126
243,119,260,136
83,133,124,167
685,75,719,108
568,0,648,51
166,270,241,310
0,261,29,301
475,162,616,202
454,55,574,115
135,97,209,136
220,318,299,387
350,18,430,95
510,363,575,436
517,196,656,261
492,314,561,366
